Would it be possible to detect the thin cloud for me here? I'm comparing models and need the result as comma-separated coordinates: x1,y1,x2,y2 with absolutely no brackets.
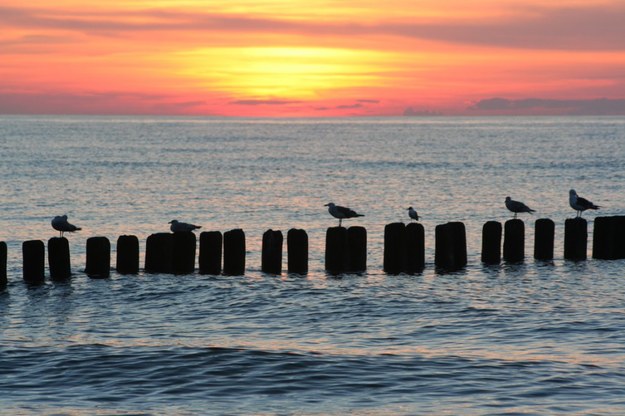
2,4,624,50
230,99,301,106
357,99,380,103
469,97,625,115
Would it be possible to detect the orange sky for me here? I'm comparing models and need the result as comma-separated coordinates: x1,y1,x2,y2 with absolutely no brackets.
2,0,625,116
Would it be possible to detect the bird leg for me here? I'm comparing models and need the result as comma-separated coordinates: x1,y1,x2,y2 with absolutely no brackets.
339,219,342,227
514,213,517,219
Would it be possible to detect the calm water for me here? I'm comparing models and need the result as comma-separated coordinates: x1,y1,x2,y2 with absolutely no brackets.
1,116,625,415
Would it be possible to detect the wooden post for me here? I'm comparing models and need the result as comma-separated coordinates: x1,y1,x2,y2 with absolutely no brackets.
435,222,467,271
564,218,587,261
172,231,196,275
85,236,110,278
503,219,525,263
262,229,283,275
405,223,425,273
347,226,367,272
23,240,45,284
116,235,139,275
287,229,308,275
384,223,405,274
48,237,71,280
145,233,173,274
325,226,348,274
0,242,7,289
199,231,222,275
481,221,502,264
223,229,245,276
534,219,555,261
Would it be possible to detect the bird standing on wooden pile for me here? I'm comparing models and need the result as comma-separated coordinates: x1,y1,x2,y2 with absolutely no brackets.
407,206,420,222
324,203,364,227
569,189,600,217
51,215,82,237
505,197,536,219
169,220,202,233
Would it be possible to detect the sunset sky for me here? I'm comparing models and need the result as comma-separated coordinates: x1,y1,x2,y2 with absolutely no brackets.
2,0,625,116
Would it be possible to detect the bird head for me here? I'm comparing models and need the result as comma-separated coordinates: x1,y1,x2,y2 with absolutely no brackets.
168,220,178,224
324,203,335,207
505,196,511,202
569,189,576,196
406,207,412,210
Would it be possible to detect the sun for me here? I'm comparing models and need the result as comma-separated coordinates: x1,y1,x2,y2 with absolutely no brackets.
177,46,392,100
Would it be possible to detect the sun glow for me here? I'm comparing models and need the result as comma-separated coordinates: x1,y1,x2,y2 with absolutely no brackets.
178,47,391,100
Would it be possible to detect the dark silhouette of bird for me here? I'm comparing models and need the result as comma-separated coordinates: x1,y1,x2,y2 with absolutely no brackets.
505,196,536,219
51,215,82,237
324,203,364,227
169,219,202,233
569,189,600,217
407,206,420,221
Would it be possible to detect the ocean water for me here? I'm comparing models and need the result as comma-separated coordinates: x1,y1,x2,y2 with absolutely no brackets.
1,115,625,415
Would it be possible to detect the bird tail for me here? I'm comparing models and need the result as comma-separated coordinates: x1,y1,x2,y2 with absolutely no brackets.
357,214,365,217
75,227,82,231
529,209,536,213
196,225,202,229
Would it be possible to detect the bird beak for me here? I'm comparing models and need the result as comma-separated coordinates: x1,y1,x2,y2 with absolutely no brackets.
324,203,329,206
168,221,172,224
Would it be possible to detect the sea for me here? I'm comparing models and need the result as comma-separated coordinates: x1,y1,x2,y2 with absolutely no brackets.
1,115,625,415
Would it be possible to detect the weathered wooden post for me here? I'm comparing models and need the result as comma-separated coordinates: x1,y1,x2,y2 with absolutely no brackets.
347,226,367,273
405,223,425,273
503,219,524,263
325,226,348,274
287,229,308,275
564,218,587,260
262,229,283,274
435,222,467,271
116,235,139,275
0,242,7,289
85,236,110,278
172,231,196,275
592,216,625,260
481,221,502,264
23,240,45,284
223,229,245,276
199,231,222,275
145,233,173,274
48,237,71,280
534,218,555,261
384,223,405,274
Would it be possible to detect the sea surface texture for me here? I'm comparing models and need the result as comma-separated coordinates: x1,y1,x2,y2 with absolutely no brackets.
1,116,625,415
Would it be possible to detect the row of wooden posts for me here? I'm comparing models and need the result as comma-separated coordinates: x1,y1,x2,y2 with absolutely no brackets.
1,216,624,287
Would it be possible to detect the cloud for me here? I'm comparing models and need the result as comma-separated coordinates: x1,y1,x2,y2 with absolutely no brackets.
0,91,206,114
357,99,380,104
335,103,363,109
230,99,301,106
2,4,624,50
469,97,625,115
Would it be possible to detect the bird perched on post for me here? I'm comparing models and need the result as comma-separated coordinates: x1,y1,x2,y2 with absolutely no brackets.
169,219,201,233
51,215,82,237
505,196,536,219
324,203,364,227
407,206,420,222
569,189,600,217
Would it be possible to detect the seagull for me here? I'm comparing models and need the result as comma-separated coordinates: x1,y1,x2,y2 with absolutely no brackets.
324,203,364,227
51,215,82,237
169,220,202,233
505,196,536,219
569,189,600,217
407,206,420,221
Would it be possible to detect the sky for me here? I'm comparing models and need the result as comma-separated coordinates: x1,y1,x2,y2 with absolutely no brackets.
1,0,625,116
